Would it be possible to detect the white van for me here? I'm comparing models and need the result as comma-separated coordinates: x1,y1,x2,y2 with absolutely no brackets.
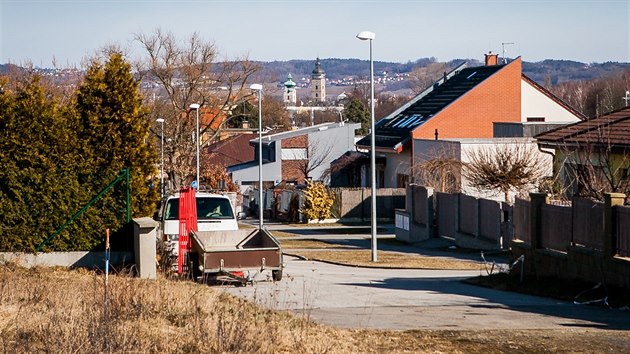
159,192,239,251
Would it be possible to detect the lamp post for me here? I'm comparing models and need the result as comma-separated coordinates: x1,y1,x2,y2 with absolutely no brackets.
250,83,264,230
356,30,378,262
156,118,165,200
189,103,200,189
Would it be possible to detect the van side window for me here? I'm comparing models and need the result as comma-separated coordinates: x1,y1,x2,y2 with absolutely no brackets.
164,199,179,220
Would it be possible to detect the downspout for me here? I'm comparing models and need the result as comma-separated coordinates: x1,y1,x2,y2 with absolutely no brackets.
537,142,557,191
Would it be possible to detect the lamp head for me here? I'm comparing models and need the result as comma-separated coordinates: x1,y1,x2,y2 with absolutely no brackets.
189,103,200,109
156,118,165,123
356,31,376,41
250,83,263,91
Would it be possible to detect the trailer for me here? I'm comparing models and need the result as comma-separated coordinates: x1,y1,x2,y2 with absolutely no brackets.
188,228,283,285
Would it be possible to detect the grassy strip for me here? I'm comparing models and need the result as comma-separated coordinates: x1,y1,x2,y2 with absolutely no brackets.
279,239,351,250
289,249,483,270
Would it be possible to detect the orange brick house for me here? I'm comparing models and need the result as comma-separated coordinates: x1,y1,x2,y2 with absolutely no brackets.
356,53,585,188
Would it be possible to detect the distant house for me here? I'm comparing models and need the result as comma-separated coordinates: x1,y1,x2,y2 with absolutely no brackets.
329,151,386,188
228,122,360,192
535,107,630,199
356,53,585,188
202,133,256,168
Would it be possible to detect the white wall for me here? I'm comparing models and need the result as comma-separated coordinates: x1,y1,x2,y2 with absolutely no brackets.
383,150,412,188
521,79,582,123
413,138,553,202
282,148,307,160
308,123,360,181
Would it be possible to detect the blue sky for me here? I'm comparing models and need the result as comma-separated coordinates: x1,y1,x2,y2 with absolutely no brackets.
1,0,629,68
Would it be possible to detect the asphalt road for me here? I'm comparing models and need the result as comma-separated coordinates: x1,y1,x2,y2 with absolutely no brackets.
220,255,630,331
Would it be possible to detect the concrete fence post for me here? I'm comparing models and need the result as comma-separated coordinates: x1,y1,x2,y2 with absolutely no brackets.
529,193,549,249
133,217,158,279
603,193,626,258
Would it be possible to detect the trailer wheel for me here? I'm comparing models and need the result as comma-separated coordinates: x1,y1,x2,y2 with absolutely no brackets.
272,269,283,281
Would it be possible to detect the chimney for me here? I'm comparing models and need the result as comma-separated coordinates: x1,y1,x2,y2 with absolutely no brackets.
485,51,499,66
242,121,250,129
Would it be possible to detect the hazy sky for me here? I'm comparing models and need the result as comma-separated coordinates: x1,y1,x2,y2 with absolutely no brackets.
1,0,629,68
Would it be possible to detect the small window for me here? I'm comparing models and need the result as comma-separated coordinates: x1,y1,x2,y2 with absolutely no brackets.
527,117,545,122
315,93,318,98
315,85,318,90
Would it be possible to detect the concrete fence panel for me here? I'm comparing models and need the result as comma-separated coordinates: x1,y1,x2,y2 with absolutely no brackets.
572,197,604,250
436,192,457,239
617,205,630,257
513,198,531,243
458,194,478,236
479,198,501,242
540,204,572,252
413,185,430,225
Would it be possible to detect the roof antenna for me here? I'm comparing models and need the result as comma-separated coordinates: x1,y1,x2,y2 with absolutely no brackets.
501,42,514,64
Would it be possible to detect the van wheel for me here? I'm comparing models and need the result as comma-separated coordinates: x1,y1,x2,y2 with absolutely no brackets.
272,269,283,281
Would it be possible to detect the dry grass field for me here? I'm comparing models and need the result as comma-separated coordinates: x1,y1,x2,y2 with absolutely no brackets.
2,264,630,353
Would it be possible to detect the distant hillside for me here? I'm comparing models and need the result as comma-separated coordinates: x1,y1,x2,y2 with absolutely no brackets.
260,58,630,87
4,58,629,91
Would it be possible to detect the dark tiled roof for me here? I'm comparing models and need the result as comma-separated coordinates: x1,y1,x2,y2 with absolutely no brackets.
536,107,630,148
204,134,255,167
356,64,504,149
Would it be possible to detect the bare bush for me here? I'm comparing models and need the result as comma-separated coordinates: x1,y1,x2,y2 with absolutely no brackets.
463,141,548,202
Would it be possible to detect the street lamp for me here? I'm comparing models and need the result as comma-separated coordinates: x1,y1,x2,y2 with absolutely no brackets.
356,30,378,262
156,118,165,200
250,83,264,231
189,103,200,189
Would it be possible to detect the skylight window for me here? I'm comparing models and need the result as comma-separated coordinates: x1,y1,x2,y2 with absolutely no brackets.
399,114,421,128
392,115,410,128
408,115,424,127
466,71,477,80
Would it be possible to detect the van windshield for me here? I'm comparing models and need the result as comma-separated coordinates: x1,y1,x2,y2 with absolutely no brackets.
164,197,235,220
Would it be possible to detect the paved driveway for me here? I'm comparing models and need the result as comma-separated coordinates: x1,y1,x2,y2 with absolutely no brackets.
220,256,630,331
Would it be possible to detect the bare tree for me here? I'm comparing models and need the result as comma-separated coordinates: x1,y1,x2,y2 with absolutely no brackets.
463,141,548,202
135,29,259,190
283,137,336,183
413,144,462,193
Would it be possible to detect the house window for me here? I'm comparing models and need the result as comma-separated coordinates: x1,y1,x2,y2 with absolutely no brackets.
397,174,409,188
315,85,318,90
527,117,545,122
315,93,318,98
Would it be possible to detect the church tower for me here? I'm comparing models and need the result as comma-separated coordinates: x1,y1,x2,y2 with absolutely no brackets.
311,58,326,103
283,73,297,105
